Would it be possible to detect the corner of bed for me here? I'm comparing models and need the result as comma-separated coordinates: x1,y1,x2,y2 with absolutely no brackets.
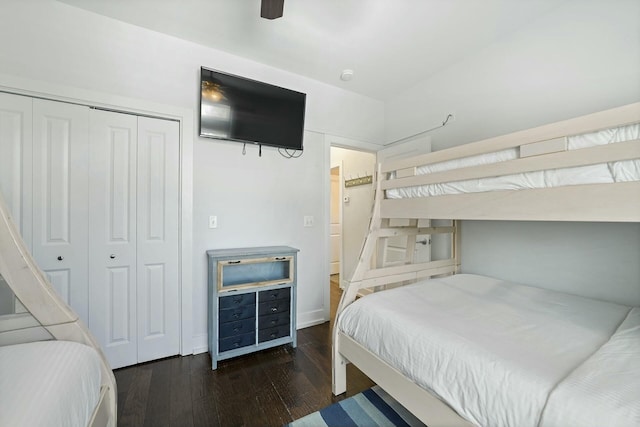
332,102,640,427
0,193,117,427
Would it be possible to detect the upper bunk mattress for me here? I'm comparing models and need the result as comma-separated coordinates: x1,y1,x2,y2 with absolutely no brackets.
0,340,103,427
337,274,632,427
386,123,640,198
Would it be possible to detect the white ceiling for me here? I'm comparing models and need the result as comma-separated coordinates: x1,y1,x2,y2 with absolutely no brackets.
58,0,565,101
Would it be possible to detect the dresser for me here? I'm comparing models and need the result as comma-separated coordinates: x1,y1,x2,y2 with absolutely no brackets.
207,246,298,369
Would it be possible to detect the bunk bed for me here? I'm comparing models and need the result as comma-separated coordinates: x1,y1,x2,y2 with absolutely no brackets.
332,103,640,427
0,193,116,426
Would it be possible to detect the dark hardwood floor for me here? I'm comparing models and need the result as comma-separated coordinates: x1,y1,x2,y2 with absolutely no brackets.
114,275,373,427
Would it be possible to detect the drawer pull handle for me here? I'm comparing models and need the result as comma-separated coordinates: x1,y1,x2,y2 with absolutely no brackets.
233,313,240,319
271,307,278,313
270,320,277,325
270,333,277,338
233,328,240,333
233,342,240,348
275,257,286,260
234,298,242,304
228,260,241,264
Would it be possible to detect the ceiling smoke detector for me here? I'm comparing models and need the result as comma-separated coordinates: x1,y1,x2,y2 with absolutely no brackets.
340,70,354,81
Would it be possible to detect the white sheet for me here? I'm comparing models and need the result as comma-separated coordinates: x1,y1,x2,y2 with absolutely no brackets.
387,124,640,198
0,340,103,427
337,274,631,427
539,307,640,427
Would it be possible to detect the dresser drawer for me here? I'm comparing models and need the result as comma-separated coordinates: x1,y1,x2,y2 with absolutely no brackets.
258,299,290,316
219,332,255,353
219,304,255,323
258,312,290,330
258,324,290,343
219,318,255,339
219,292,255,309
259,287,290,302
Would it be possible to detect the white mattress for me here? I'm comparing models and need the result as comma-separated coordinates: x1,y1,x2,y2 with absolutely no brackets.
0,340,103,427
337,274,632,427
540,307,640,427
387,124,640,198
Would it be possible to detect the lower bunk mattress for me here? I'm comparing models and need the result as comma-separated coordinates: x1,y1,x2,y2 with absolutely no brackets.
0,340,104,427
337,274,640,427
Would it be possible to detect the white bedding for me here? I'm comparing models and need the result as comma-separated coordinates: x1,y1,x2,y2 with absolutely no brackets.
337,274,632,427
540,307,640,427
387,124,640,198
0,340,103,427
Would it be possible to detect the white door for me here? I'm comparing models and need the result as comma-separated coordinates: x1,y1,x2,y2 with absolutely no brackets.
88,111,180,368
0,92,32,312
330,167,341,275
136,116,179,364
32,99,90,324
0,92,32,247
88,109,139,368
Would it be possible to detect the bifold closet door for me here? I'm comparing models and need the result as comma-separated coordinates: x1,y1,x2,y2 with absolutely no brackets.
136,117,179,364
0,92,32,248
88,109,139,369
32,99,90,324
88,110,179,368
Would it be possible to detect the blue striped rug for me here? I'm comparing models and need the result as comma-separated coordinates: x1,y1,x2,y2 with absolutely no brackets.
285,386,426,427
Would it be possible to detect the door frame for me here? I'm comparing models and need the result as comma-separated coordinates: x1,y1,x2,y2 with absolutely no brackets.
329,164,344,281
0,73,194,356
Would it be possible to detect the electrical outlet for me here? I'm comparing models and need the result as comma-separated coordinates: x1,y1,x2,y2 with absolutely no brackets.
303,216,314,227
209,215,218,229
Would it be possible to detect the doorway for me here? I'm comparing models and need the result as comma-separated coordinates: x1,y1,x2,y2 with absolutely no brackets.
329,146,376,319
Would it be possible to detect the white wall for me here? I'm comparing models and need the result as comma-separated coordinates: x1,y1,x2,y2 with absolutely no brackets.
0,0,385,352
330,146,376,284
385,0,640,303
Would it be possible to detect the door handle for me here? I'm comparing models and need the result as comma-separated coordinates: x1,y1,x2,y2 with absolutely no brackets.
416,239,430,245
57,256,64,261
110,254,116,259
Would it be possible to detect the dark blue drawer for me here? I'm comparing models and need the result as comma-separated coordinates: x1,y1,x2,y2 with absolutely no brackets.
259,287,290,302
258,312,290,330
258,324,290,343
219,292,255,309
219,318,255,339
258,299,290,316
219,304,255,323
219,332,255,353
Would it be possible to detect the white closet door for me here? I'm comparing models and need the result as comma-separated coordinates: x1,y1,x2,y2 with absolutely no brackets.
136,117,179,364
0,92,33,249
88,109,138,369
32,99,89,323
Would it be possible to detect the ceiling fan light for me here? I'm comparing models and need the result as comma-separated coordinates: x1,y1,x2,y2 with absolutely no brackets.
261,0,284,20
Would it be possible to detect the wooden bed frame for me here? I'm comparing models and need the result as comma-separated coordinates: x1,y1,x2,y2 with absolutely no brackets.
332,102,640,427
0,194,117,427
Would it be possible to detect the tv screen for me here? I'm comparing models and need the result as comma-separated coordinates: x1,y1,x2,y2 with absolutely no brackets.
199,67,306,151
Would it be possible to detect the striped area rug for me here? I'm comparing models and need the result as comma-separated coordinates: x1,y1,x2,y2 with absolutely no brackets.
285,386,426,427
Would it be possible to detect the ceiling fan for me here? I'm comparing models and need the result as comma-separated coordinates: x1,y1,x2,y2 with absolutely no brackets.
261,0,284,19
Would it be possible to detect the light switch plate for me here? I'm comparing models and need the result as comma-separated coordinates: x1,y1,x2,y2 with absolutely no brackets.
303,216,314,227
209,215,218,229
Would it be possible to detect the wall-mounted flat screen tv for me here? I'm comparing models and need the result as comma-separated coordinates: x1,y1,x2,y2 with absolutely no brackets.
199,67,306,151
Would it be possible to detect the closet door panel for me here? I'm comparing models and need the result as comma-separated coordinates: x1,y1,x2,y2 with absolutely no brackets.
136,117,179,363
32,99,89,323
0,92,33,248
88,109,138,369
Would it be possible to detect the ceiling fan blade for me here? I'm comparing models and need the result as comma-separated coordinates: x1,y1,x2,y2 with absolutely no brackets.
261,0,284,20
